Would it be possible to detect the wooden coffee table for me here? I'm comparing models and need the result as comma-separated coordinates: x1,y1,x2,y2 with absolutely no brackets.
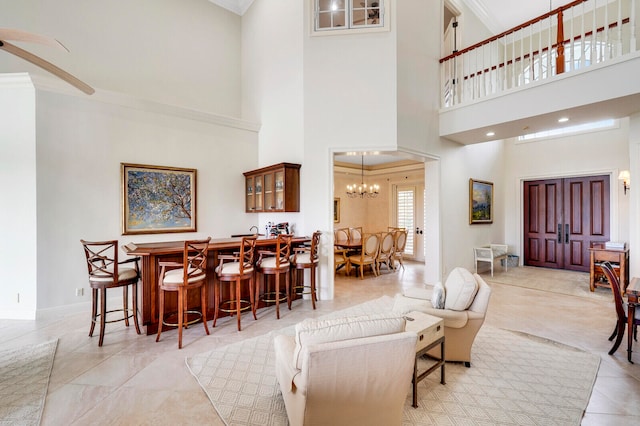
404,311,445,408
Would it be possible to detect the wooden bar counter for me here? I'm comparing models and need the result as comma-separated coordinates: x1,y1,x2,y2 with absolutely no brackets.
124,235,310,335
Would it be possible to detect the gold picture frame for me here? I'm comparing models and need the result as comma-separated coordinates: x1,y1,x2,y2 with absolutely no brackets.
469,179,493,224
121,163,197,235
334,197,341,223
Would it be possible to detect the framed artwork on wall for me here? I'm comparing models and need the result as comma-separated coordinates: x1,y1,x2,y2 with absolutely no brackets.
121,163,197,235
469,179,493,224
334,197,341,223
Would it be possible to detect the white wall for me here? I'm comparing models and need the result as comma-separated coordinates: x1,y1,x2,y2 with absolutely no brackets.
0,74,37,318
0,82,259,316
241,0,306,236
0,0,241,116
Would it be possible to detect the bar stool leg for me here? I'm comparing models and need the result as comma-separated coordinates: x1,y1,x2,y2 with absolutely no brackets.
249,273,257,320
99,288,107,347
201,284,210,336
122,286,130,327
177,287,184,349
89,288,98,338
310,265,317,309
275,271,281,319
132,282,141,334
156,288,165,343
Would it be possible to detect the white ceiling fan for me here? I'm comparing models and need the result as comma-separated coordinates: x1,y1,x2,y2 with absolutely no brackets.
0,28,94,95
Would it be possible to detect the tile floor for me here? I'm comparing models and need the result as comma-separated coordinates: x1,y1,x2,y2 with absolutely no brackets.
2,262,639,425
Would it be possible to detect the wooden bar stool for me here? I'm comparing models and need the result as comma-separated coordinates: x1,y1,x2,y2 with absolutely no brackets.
291,231,321,309
156,238,211,349
256,233,292,319
214,235,258,331
80,239,141,347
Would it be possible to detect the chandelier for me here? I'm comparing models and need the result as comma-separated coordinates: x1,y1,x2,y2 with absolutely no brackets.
346,155,379,198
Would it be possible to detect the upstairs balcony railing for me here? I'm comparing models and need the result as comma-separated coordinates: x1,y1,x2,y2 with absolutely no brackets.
440,0,638,108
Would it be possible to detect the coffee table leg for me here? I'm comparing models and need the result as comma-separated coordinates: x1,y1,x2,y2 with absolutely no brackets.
412,358,418,408
440,340,446,384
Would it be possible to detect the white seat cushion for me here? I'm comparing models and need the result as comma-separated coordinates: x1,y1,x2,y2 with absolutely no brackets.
215,261,253,275
293,313,405,369
444,267,479,311
162,267,205,284
293,253,317,265
90,267,137,283
259,257,289,269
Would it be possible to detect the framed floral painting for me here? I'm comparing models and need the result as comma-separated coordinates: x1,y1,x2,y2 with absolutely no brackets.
121,163,197,234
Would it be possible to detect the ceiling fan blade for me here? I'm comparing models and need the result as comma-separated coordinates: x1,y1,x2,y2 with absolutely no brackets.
0,28,69,52
0,40,94,95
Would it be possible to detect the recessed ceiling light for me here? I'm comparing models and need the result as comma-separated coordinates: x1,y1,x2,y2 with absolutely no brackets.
558,117,569,123
486,131,495,137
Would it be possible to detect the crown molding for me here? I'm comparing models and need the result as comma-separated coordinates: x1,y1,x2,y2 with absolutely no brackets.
208,0,255,15
461,0,501,34
2,72,260,133
0,72,36,89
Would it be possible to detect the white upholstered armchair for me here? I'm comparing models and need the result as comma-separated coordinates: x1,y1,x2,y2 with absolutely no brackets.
393,267,492,367
274,313,417,426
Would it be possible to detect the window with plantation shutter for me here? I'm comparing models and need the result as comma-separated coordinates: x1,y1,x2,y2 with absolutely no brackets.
397,188,414,256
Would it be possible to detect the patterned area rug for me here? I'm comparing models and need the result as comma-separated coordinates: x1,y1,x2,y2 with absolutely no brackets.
186,297,599,426
0,339,58,425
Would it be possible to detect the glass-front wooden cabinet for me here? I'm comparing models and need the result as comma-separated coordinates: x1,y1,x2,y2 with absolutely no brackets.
243,163,300,213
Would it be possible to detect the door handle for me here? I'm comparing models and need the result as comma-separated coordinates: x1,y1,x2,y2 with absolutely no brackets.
557,224,562,243
565,224,569,244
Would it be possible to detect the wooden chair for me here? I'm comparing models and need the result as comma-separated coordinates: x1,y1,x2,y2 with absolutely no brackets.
256,233,293,319
348,233,380,279
214,235,258,331
599,261,640,362
156,238,211,349
291,231,321,309
376,231,395,274
81,240,141,347
349,226,363,242
334,228,351,274
391,229,408,270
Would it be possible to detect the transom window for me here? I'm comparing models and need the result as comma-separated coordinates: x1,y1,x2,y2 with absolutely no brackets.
314,0,384,31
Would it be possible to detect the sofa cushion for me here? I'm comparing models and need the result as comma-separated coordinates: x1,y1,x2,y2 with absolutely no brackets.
444,267,479,311
293,313,405,370
392,293,430,314
402,286,433,300
431,282,445,309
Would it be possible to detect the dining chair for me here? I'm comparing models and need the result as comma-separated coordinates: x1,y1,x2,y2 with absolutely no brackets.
391,229,408,270
334,228,350,274
81,240,141,347
256,233,293,319
291,231,321,309
348,233,380,279
214,235,258,331
376,231,395,274
156,238,211,349
349,227,363,242
334,228,350,246
599,261,639,362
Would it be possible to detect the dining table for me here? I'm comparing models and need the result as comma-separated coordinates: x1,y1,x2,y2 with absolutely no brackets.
626,277,640,363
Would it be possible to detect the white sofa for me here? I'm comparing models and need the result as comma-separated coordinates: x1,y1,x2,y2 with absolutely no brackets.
392,267,492,367
274,313,417,426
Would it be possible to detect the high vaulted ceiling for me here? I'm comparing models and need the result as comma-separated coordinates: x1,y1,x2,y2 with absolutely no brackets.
210,0,561,34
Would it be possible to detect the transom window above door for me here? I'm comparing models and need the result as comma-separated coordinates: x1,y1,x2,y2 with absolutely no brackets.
314,0,386,32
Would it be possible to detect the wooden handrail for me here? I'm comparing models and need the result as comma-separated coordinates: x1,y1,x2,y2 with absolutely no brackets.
440,0,589,63
459,18,630,80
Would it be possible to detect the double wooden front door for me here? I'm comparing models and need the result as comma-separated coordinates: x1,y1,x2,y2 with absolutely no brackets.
523,175,610,272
